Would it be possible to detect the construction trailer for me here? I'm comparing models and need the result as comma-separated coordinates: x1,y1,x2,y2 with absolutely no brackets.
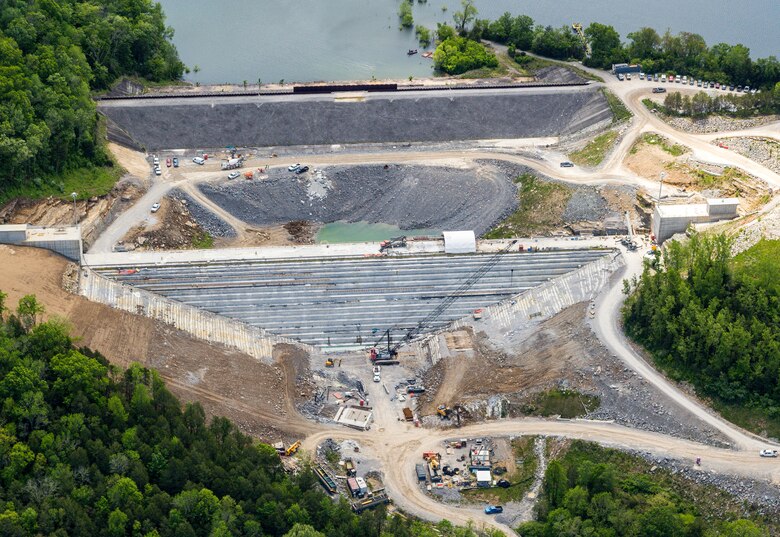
355,477,368,497
347,477,361,497
416,464,427,481
475,470,492,488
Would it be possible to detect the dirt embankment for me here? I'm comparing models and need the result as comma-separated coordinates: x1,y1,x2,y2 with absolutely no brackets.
0,245,319,442
626,133,771,211
417,304,728,446
199,163,519,236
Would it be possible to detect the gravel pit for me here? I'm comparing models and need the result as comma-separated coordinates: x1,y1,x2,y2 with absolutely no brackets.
199,163,519,235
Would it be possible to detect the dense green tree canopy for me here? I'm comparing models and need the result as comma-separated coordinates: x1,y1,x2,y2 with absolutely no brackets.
624,236,780,412
433,36,498,75
0,0,184,191
519,441,770,536
0,292,501,536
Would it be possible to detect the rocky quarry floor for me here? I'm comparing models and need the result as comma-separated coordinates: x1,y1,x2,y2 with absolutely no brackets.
198,163,519,236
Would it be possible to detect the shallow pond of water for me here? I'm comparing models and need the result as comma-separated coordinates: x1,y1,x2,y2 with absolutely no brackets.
315,221,440,243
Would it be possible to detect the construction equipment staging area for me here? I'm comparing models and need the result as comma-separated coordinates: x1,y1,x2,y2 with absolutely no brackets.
94,249,610,350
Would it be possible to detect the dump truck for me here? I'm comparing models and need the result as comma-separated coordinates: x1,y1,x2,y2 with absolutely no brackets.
344,458,356,477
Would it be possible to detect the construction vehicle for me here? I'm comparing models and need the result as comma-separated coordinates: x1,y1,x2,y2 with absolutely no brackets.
402,407,414,421
325,358,334,367
372,240,518,357
437,404,452,419
344,458,356,477
284,441,301,456
379,236,407,253
221,157,244,170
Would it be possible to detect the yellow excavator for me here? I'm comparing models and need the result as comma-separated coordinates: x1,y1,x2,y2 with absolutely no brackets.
325,358,334,367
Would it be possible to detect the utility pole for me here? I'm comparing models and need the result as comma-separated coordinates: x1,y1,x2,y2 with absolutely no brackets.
658,172,666,201
70,192,78,224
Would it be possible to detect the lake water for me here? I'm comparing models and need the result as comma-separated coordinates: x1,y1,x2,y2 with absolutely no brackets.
158,0,778,85
316,221,440,243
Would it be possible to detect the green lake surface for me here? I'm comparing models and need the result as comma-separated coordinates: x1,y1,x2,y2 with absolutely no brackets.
316,221,440,244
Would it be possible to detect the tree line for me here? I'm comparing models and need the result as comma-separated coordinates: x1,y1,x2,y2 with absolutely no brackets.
622,235,780,415
518,441,770,536
656,88,780,118
0,0,184,191
430,6,780,90
0,290,495,537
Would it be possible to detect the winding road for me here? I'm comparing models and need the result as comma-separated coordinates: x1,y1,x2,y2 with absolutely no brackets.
89,63,780,535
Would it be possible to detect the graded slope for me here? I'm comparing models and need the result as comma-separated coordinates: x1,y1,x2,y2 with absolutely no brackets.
98,87,611,150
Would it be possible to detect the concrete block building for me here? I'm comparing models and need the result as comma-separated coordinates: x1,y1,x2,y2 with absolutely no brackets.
0,224,83,261
652,198,739,244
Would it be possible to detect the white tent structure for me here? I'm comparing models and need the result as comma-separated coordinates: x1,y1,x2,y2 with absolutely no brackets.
443,230,476,254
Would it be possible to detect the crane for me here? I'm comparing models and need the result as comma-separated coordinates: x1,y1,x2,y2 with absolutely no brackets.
371,240,518,361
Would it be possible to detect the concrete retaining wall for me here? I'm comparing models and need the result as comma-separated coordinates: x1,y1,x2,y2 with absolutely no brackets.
79,268,309,363
0,224,82,262
99,88,611,151
414,251,624,364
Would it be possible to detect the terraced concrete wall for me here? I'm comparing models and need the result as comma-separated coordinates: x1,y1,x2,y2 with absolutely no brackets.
99,88,611,150
414,251,624,364
79,268,306,363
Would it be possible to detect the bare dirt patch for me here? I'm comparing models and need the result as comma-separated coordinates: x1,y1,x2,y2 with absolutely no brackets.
0,245,318,441
626,133,771,210
121,198,212,250
108,142,151,180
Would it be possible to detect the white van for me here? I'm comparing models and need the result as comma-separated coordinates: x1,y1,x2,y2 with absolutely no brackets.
192,157,205,165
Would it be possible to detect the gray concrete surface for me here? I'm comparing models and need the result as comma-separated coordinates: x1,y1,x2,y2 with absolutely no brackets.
94,249,608,349
98,87,611,150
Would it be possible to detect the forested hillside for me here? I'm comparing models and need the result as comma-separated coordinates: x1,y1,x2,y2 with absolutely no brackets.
0,290,495,537
0,0,184,192
517,441,771,536
623,236,780,435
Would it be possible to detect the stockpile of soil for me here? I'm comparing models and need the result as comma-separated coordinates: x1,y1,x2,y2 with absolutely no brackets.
199,164,519,236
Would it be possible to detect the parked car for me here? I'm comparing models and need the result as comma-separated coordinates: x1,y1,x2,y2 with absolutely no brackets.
373,373,381,383
626,73,632,80
744,86,751,93
288,163,301,172
373,365,381,374
729,84,735,91
227,171,240,180
484,506,504,515
617,73,625,81
496,479,511,488
697,80,702,87
737,85,743,92
295,165,310,174
172,157,179,167
560,161,574,168
652,87,666,93
153,156,159,166
715,83,720,89
689,78,694,85
154,166,161,176
639,72,645,80
166,157,172,167
193,156,205,165
759,449,778,458
653,73,660,81
151,203,160,213
667,75,674,83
